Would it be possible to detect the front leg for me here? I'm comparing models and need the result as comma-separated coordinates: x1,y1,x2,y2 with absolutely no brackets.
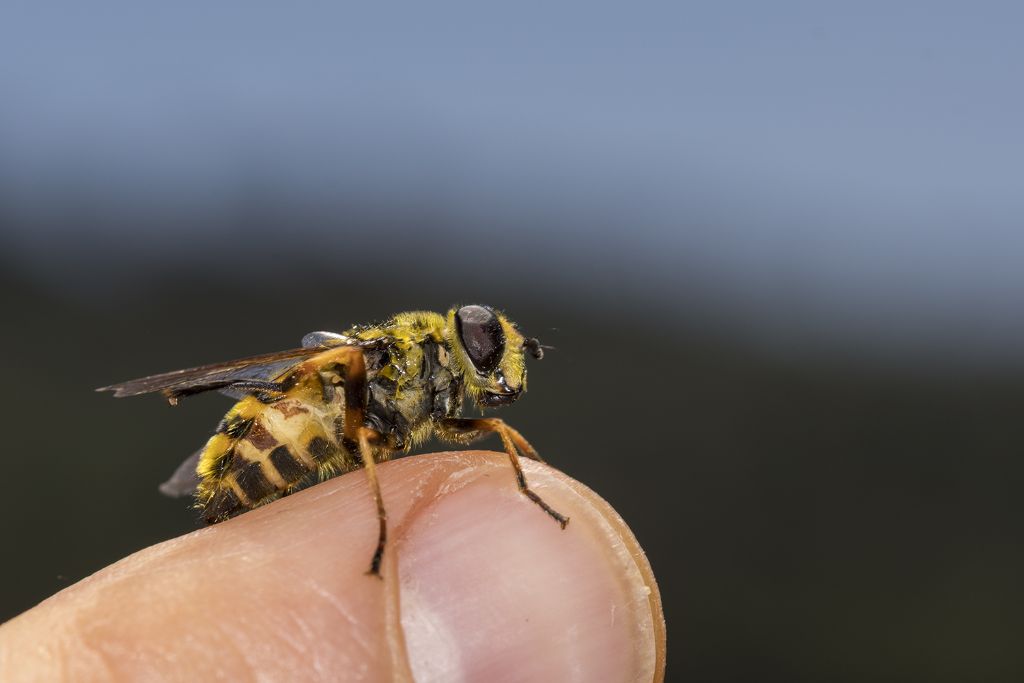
436,417,569,529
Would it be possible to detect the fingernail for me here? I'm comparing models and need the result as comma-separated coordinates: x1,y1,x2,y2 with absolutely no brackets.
394,452,665,683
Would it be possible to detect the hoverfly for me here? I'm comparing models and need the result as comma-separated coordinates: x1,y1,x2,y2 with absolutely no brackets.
99,306,566,575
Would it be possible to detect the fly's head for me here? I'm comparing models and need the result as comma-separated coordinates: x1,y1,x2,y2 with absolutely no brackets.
445,305,544,409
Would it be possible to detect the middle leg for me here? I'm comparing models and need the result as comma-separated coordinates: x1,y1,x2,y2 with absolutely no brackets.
306,346,391,576
357,427,388,577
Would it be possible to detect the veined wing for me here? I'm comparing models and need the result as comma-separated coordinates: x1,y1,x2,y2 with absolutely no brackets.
97,333,382,400
214,334,363,400
213,358,315,400
97,347,323,399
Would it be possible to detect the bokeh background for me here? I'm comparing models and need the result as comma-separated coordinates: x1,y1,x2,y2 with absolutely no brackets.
2,2,1023,681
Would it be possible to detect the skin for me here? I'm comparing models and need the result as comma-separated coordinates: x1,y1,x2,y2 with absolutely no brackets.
0,452,666,682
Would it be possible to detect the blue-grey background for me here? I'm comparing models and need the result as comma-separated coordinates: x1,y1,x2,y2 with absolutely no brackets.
1,2,1022,680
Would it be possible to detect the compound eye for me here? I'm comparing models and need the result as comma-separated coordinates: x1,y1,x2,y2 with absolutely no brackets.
455,305,505,374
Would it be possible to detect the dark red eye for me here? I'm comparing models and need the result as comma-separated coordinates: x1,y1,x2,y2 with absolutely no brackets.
455,305,505,374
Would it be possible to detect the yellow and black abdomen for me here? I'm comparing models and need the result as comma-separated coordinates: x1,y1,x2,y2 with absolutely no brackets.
196,375,358,523
194,333,458,523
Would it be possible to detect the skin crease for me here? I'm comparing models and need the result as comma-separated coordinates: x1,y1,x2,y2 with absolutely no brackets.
0,452,666,682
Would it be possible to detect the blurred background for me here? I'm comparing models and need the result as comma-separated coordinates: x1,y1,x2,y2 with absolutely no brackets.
2,2,1023,680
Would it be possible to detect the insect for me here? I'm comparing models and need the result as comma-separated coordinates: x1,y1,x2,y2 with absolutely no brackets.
98,305,567,575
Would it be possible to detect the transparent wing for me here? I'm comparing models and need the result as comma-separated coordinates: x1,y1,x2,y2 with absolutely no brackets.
215,358,312,399
97,347,325,399
97,334,382,400
216,331,356,399
302,331,356,348
159,448,203,498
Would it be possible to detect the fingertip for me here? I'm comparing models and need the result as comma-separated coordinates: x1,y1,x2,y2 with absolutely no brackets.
0,452,664,682
395,452,664,683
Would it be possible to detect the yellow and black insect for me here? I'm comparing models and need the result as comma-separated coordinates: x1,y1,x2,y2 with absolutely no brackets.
99,305,566,574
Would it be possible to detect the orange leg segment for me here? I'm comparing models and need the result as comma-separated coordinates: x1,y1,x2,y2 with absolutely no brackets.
438,417,569,529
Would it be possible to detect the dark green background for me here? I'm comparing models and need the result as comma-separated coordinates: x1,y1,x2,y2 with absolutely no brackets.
1,254,1021,682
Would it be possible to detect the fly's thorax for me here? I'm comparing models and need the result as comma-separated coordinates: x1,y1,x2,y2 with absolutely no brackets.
363,338,463,450
415,338,463,423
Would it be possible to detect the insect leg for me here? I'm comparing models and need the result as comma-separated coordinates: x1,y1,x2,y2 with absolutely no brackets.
358,427,388,577
437,417,569,529
303,346,390,577
493,420,545,463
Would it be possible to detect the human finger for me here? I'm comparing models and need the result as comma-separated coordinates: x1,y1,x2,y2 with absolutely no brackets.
0,451,665,682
